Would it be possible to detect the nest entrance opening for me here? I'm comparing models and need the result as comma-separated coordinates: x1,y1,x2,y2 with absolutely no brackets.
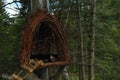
20,10,69,65
30,21,63,62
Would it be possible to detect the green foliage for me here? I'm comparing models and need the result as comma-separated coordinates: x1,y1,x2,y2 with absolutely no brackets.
95,0,120,79
0,0,120,79
50,0,120,79
0,0,25,76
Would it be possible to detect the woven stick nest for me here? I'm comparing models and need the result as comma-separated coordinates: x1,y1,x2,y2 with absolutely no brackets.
20,9,69,64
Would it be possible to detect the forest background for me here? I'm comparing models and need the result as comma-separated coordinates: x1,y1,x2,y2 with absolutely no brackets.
0,0,120,80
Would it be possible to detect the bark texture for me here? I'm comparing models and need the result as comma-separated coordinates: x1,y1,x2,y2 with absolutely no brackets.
77,0,85,80
30,0,49,80
62,67,70,80
88,0,96,80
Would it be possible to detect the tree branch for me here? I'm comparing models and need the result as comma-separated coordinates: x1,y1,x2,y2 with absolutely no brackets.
1,1,21,9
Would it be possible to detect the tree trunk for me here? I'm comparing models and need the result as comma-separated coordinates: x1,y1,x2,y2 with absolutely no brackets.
31,0,49,13
30,0,49,80
31,0,43,13
46,0,50,11
88,0,96,80
62,67,70,80
77,0,85,80
52,65,65,80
